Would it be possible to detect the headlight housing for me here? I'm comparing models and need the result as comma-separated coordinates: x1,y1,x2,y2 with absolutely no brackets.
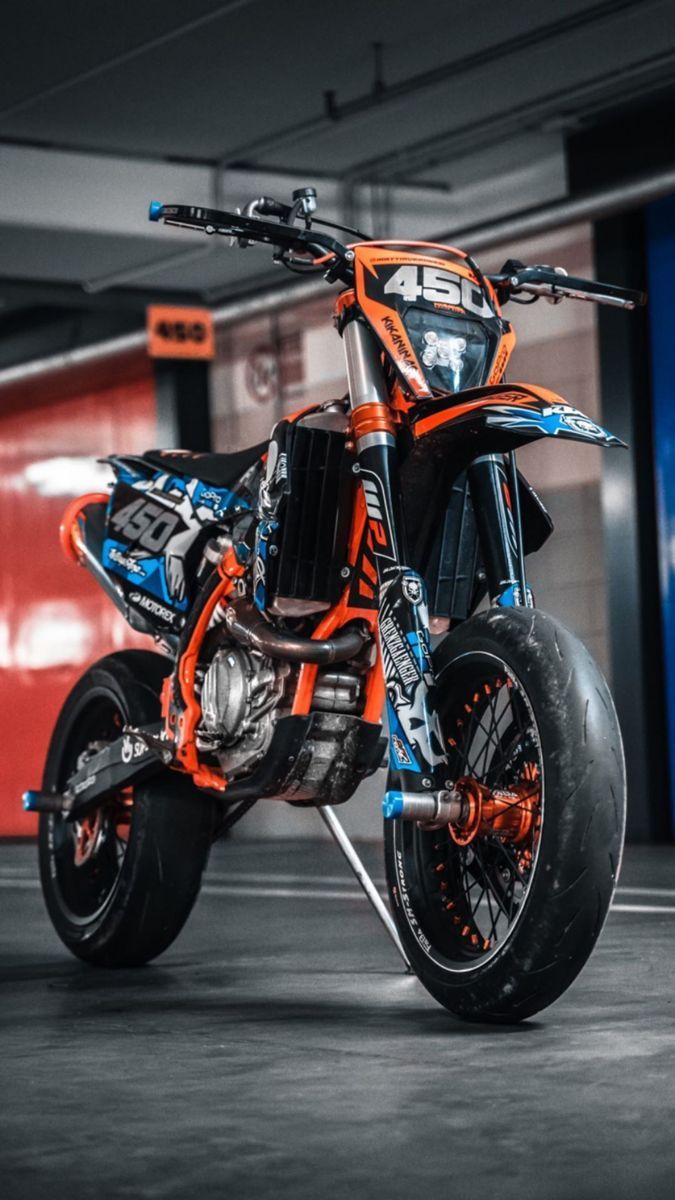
404,308,492,394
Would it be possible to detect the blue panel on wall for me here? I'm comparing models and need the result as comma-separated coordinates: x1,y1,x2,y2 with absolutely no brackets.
646,196,675,825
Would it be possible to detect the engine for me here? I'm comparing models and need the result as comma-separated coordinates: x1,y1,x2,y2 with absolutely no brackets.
197,644,286,779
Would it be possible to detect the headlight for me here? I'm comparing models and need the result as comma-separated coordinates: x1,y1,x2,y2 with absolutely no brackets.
404,308,491,393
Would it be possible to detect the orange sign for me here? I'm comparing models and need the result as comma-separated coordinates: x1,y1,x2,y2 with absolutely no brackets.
146,305,215,360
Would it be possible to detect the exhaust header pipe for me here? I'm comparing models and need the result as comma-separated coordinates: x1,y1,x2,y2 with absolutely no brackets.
224,599,370,665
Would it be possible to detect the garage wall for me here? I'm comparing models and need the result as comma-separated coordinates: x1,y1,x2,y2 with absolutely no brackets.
0,357,155,836
211,298,339,452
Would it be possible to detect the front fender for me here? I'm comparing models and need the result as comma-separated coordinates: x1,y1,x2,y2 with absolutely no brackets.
399,382,622,592
410,382,625,450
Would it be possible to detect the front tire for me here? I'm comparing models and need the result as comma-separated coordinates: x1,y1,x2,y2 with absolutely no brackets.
384,608,626,1022
38,650,217,967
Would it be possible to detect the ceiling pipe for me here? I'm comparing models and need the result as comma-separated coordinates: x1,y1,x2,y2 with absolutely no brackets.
433,166,675,250
220,0,647,164
1,165,674,393
345,43,675,185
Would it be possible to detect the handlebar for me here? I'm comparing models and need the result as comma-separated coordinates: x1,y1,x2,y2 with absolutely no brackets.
487,263,647,310
148,200,353,281
148,200,647,310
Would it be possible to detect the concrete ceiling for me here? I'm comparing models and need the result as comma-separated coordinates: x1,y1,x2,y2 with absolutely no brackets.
1,0,673,311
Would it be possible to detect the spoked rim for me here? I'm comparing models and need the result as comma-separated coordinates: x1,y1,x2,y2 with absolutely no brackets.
46,694,134,926
395,651,544,971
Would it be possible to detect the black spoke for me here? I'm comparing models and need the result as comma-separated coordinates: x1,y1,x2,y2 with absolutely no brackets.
416,656,543,964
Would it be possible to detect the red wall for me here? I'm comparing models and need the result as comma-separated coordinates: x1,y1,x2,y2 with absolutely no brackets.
0,355,156,835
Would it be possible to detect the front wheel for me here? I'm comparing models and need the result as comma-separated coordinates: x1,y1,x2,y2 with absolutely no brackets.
38,650,217,967
384,608,626,1022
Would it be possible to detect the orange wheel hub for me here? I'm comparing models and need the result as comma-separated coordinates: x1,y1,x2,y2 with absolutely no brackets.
450,775,540,846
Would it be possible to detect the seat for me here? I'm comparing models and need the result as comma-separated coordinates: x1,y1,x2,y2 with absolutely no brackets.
141,442,267,489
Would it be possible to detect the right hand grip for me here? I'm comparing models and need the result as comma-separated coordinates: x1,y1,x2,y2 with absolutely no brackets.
490,264,647,309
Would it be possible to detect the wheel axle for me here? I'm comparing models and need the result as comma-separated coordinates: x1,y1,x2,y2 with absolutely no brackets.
383,776,539,843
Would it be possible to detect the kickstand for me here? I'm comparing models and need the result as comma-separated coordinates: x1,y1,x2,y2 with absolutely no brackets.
317,805,411,972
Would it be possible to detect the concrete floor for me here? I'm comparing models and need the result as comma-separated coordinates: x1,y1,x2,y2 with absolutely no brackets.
0,838,674,1200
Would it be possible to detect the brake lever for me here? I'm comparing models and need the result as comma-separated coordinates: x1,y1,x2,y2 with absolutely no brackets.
542,265,568,305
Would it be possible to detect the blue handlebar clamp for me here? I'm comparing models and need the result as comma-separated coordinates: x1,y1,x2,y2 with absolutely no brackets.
148,201,163,222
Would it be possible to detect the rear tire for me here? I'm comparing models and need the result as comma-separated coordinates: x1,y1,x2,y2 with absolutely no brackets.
384,608,626,1022
38,650,217,967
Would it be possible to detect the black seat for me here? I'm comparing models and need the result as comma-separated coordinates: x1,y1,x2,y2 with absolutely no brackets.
142,443,267,489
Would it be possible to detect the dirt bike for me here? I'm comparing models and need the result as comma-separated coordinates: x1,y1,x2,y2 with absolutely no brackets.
25,186,644,1021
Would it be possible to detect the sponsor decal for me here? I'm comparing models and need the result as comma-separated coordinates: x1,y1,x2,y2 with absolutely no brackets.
382,315,417,371
391,733,412,767
109,547,146,576
401,573,423,605
379,570,446,771
559,410,606,439
380,616,420,690
359,473,395,560
129,590,176,625
488,343,510,384
485,403,617,444
361,477,384,522
121,735,147,765
73,774,96,795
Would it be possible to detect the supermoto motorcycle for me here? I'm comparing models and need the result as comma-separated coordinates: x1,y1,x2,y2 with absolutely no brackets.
26,186,644,1021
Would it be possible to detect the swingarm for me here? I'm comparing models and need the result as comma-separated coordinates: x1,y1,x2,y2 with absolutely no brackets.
23,724,173,820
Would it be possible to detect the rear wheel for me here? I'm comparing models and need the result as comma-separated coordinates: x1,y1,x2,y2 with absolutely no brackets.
384,608,626,1022
38,650,217,966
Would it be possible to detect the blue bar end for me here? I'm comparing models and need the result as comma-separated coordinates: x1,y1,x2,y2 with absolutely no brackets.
382,791,404,819
148,201,163,222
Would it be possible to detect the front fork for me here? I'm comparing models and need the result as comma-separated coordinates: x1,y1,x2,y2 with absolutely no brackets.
467,453,533,608
342,319,530,821
344,319,450,807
